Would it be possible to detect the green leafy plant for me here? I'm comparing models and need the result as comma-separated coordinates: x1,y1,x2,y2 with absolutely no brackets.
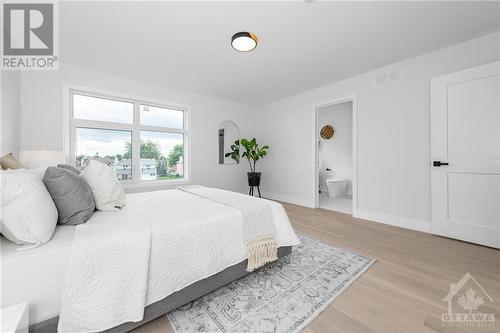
240,138,269,172
224,140,241,163
225,138,269,172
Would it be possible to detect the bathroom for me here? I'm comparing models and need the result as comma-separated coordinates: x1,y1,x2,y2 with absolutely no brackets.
317,101,353,213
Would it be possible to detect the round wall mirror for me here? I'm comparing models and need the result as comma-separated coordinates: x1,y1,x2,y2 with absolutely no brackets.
218,120,240,164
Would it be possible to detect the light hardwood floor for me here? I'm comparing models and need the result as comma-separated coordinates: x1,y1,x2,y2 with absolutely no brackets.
132,203,500,333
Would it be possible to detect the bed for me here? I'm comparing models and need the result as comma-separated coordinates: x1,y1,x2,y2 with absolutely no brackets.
1,188,299,333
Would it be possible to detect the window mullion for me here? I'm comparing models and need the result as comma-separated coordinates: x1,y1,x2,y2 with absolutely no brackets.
74,119,134,131
138,125,185,134
132,102,141,182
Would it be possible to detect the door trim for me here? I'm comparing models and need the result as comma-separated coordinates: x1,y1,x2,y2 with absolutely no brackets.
312,95,358,214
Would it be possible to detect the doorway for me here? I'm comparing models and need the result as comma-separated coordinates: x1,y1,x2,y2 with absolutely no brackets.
314,97,357,214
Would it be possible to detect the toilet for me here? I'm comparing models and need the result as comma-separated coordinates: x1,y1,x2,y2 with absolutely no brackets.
326,177,347,198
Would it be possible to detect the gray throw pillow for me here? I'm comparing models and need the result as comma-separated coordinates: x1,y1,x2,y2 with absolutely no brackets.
57,164,82,175
43,167,95,225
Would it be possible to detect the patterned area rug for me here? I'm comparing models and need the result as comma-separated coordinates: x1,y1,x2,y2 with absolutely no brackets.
167,235,375,333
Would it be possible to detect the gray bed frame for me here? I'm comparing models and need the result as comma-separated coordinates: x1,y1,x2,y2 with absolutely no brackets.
30,246,292,333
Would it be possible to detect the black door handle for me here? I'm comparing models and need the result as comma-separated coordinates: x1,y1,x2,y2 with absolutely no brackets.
433,161,449,167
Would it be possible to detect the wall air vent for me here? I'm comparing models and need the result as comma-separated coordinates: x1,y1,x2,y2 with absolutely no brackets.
374,69,403,86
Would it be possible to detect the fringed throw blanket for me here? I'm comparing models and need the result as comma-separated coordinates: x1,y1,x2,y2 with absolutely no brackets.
179,186,278,271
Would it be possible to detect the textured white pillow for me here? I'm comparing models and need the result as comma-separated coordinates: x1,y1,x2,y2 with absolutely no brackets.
0,169,58,245
80,160,126,211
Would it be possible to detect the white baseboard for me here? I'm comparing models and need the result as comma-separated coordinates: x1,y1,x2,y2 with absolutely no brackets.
262,192,315,208
353,209,431,233
263,192,431,234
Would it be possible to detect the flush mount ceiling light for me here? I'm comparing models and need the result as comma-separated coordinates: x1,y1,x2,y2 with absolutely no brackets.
231,32,258,52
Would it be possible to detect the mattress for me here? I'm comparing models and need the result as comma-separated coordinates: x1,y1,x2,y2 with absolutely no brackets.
1,225,75,324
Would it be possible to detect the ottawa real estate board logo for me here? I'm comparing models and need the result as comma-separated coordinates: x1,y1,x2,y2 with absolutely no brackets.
442,272,495,328
1,1,58,70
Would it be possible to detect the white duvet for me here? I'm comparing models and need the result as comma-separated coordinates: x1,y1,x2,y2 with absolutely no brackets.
57,188,299,333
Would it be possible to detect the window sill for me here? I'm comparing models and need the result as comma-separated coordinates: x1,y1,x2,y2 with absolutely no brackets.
122,179,191,193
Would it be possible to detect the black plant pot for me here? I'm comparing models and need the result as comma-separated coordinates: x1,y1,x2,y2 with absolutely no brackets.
247,172,261,187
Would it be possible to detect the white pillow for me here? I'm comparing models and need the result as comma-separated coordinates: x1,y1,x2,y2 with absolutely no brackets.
80,160,126,211
0,169,58,245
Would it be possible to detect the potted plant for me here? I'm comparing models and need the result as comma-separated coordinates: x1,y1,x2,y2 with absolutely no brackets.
225,138,269,188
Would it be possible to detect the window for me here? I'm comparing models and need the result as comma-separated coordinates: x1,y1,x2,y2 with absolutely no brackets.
139,131,184,181
73,94,133,124
70,91,188,184
140,104,183,129
76,128,132,180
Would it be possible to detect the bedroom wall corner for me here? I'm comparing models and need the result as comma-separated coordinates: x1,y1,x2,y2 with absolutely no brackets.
1,71,21,158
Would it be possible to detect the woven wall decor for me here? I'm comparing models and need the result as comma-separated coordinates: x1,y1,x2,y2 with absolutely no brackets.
320,125,334,139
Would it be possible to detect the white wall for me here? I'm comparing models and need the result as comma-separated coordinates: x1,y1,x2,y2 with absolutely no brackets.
318,101,353,195
256,32,500,232
19,64,255,193
1,71,21,157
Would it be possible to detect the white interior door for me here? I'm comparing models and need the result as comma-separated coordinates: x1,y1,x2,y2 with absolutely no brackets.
431,61,500,249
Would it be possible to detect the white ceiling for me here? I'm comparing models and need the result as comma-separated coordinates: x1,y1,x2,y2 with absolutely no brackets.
60,1,500,105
